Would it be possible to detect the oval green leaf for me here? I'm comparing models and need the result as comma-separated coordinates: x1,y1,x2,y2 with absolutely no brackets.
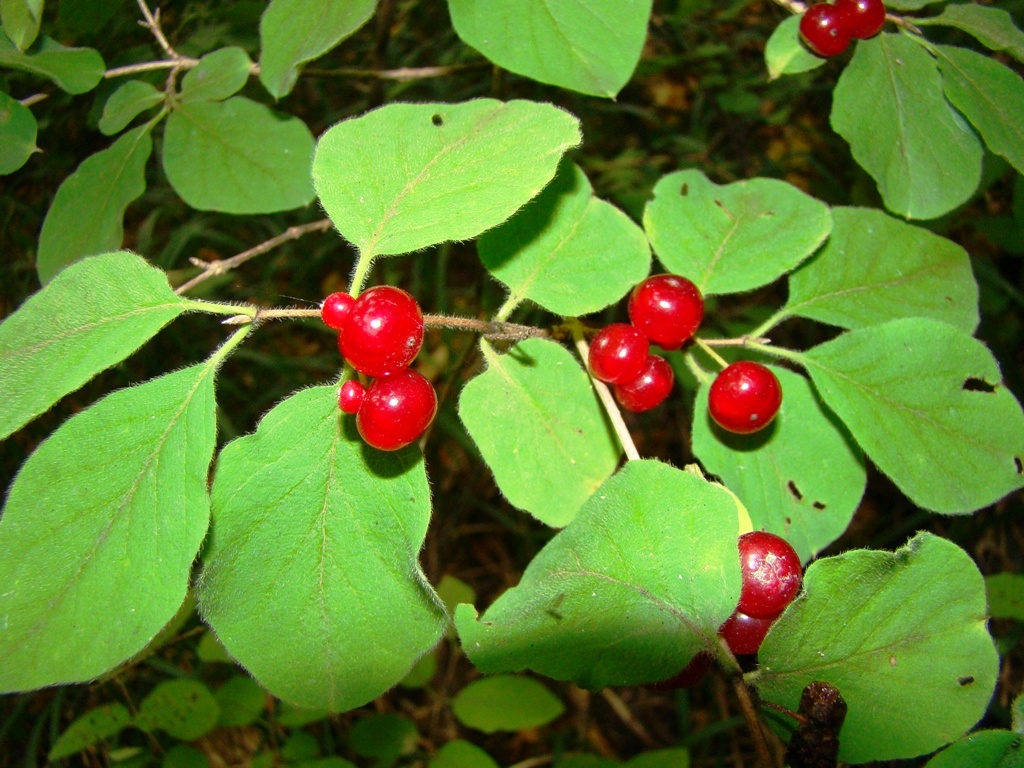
349,714,418,761
452,676,565,733
2,0,44,50
312,99,581,258
985,573,1024,621
0,361,221,691
458,338,620,527
691,365,865,563
764,15,826,80
430,740,500,768
756,533,999,763
917,4,1024,65
643,169,831,295
801,318,1024,514
198,385,445,711
0,90,38,173
927,731,1024,768
49,704,132,760
135,679,220,740
784,206,979,332
180,46,252,103
455,460,741,689
448,0,651,98
478,161,650,316
0,32,104,93
163,96,315,214
831,33,983,220
215,675,267,727
99,80,164,136
0,251,186,441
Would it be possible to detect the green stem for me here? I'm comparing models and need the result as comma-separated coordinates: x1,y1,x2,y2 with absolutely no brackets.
349,249,375,296
494,294,520,322
744,340,809,367
684,351,714,387
207,325,252,368
694,337,730,369
181,298,258,318
748,308,790,340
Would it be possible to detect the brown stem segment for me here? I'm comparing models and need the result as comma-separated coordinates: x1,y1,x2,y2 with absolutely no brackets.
732,676,782,768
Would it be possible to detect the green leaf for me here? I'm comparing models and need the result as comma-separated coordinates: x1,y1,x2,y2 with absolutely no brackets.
642,169,831,295
0,31,104,93
0,361,221,691
884,0,933,9
163,96,315,214
478,161,650,316
215,675,267,727
986,573,1024,620
691,365,865,563
135,680,220,740
163,745,211,768
455,461,741,688
936,45,1024,176
258,0,375,99
180,46,252,103
198,386,445,711
48,704,132,760
312,99,581,258
448,0,651,98
801,318,1024,513
0,89,38,173
784,206,979,332
1,0,43,50
926,732,1024,768
57,0,122,34
756,533,999,763
831,33,983,220
398,650,436,688
764,15,826,80
37,124,153,282
917,4,1024,65
98,80,163,136
429,740,499,768
451,676,565,733
0,252,186,440
196,631,233,663
276,704,331,727
349,714,418,762
458,338,620,527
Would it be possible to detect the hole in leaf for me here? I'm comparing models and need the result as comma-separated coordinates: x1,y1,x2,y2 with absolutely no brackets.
958,676,975,686
1015,456,1023,474
680,183,689,195
431,114,443,126
787,481,803,501
962,377,996,393
812,501,826,510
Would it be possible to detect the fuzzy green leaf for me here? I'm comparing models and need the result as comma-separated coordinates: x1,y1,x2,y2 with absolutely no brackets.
801,319,1024,513
448,0,651,98
163,96,315,214
0,361,221,691
37,124,153,282
48,704,132,760
927,731,1024,768
764,15,826,80
98,80,163,136
258,0,375,99
458,339,620,528
455,461,741,688
1,0,42,50
312,99,581,258
0,252,186,440
691,365,865,563
135,680,220,740
784,207,979,332
180,46,252,103
198,386,445,711
831,33,983,220
643,169,831,295
0,89,38,173
0,31,104,93
917,4,1024,64
452,676,565,733
756,533,999,763
478,162,650,316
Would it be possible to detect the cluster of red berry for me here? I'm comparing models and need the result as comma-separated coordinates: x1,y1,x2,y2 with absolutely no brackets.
655,531,804,688
321,287,437,451
799,0,886,57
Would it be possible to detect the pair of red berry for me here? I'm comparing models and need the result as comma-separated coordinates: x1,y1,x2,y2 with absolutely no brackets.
321,287,437,451
588,274,705,412
654,531,804,688
799,0,886,57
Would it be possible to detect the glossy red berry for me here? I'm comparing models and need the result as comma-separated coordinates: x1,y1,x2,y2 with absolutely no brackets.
836,0,886,39
321,292,355,330
589,324,650,384
339,380,365,414
339,286,424,378
613,355,674,413
647,652,713,690
719,610,774,656
800,3,852,57
628,274,704,351
737,531,803,620
708,361,782,434
356,369,437,451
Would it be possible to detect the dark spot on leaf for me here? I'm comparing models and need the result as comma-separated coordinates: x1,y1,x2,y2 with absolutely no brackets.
680,183,688,195
1015,456,1023,474
787,480,803,500
813,501,826,510
945,296,953,302
958,676,975,686
431,114,443,126
785,517,792,525
963,377,996,393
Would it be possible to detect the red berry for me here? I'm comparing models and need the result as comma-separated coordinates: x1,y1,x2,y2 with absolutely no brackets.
356,369,437,451
708,362,782,434
737,531,803,620
339,286,424,378
719,610,774,656
321,292,355,330
628,274,704,351
836,0,886,39
589,324,650,384
613,355,674,413
647,652,713,690
339,380,365,414
800,3,852,57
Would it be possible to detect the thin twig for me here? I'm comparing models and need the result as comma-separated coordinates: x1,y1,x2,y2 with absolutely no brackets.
700,335,771,348
771,0,809,14
136,0,177,58
105,58,197,79
599,689,659,748
302,63,489,81
19,93,48,107
731,676,781,768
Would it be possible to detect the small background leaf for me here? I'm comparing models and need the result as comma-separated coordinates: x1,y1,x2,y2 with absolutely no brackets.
764,16,826,80
48,704,132,760
986,573,1024,620
917,4,1024,64
0,32,104,93
215,675,267,727
925,731,1024,767
0,89,38,173
452,676,565,733
349,714,418,764
180,46,252,103
2,0,44,50
98,80,163,136
429,740,500,768
135,679,220,740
